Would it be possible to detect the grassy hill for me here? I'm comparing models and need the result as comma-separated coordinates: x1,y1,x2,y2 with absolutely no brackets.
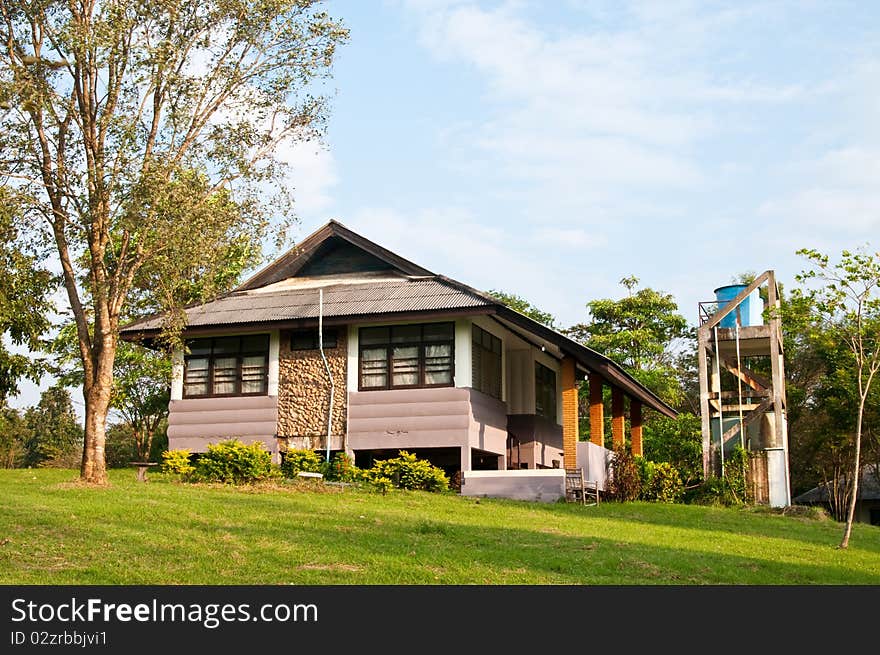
1,468,879,585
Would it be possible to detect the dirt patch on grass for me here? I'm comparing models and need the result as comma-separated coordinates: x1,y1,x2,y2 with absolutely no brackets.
53,479,112,491
298,563,363,573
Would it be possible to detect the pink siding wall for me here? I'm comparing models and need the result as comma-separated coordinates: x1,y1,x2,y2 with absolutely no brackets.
347,387,508,466
167,395,279,459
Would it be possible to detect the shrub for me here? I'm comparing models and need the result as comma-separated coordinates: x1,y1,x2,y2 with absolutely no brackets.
606,445,641,502
281,448,326,479
639,460,684,503
687,477,743,506
363,451,448,492
326,452,360,482
161,448,195,477
189,440,276,484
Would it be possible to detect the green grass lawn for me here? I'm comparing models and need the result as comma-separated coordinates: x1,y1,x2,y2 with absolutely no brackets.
1,468,879,585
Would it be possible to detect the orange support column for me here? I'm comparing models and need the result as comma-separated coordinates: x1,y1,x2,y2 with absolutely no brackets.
561,356,579,470
631,399,643,457
589,372,604,447
612,387,625,449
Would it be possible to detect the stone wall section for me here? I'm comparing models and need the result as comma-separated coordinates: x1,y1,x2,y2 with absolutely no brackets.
277,328,347,451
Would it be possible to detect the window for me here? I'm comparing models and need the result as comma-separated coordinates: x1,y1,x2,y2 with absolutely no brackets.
184,335,269,398
358,323,454,390
291,328,338,351
472,325,502,399
535,361,557,421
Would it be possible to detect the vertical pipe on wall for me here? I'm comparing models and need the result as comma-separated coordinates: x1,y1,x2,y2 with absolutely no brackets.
319,289,335,463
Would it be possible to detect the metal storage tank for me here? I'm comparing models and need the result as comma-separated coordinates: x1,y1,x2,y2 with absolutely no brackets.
714,284,763,328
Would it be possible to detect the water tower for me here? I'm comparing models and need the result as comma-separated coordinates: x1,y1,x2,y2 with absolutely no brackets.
696,271,791,507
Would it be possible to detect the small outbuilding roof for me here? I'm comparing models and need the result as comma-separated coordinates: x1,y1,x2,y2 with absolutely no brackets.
794,466,880,504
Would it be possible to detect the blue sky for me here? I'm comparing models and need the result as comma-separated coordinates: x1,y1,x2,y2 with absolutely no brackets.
9,0,880,412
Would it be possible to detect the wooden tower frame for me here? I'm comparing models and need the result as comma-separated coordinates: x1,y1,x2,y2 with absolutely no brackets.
697,270,791,506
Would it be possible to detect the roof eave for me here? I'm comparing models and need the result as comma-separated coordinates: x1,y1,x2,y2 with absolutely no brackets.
494,305,678,419
119,305,496,341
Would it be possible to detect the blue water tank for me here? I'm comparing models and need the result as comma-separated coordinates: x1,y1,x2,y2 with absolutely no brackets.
714,284,763,328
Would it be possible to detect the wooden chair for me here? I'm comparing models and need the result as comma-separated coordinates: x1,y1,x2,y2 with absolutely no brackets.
565,468,599,506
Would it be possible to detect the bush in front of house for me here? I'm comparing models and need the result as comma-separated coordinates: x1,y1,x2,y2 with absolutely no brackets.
686,446,752,506
189,440,277,484
161,448,195,477
638,460,684,503
280,448,326,479
326,452,359,482
363,451,449,492
606,445,642,502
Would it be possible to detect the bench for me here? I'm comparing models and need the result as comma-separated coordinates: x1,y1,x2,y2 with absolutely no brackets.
130,462,158,482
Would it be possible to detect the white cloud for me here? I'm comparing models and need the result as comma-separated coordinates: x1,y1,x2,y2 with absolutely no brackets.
758,146,880,234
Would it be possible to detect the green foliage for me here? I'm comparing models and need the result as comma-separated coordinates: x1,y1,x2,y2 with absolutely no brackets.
19,386,83,468
0,0,349,481
791,246,880,546
363,451,449,492
724,446,752,503
486,290,557,328
161,449,196,477
564,276,692,407
643,412,703,488
639,460,685,503
0,404,30,469
326,452,359,482
189,440,277,484
105,423,139,468
687,446,752,506
281,448,326,479
606,446,642,502
0,190,56,403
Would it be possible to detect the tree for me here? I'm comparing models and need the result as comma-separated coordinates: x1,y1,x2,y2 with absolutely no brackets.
0,188,55,402
53,325,171,463
643,412,703,489
108,342,170,461
1,1,348,483
487,290,557,328
564,276,692,407
793,247,880,548
0,403,31,468
21,385,83,467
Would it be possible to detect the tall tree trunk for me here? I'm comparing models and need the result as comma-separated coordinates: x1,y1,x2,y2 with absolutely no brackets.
80,335,117,485
839,399,864,549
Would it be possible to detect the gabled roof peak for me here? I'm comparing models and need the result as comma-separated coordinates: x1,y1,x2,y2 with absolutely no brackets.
236,220,434,291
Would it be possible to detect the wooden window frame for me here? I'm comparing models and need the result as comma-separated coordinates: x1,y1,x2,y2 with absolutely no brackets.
472,324,503,400
357,322,455,391
535,361,557,421
183,335,270,399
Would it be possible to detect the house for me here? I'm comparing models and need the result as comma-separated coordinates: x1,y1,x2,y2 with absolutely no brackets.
793,466,880,526
119,220,676,483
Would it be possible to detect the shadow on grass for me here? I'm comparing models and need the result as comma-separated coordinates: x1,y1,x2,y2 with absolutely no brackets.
514,496,880,554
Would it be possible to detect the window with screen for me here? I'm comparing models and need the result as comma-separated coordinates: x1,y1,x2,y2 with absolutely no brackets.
358,323,454,390
183,335,269,398
535,361,557,421
472,325,502,399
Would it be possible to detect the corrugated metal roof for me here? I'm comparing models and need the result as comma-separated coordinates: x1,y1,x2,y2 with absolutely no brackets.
794,467,880,504
121,276,492,333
